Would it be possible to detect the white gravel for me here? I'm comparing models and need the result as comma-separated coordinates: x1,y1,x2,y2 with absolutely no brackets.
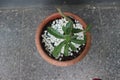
42,18,84,58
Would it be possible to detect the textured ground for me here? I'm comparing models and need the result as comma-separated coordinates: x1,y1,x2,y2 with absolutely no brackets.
0,4,120,80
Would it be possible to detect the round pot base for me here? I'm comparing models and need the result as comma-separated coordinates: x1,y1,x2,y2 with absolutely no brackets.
35,12,91,67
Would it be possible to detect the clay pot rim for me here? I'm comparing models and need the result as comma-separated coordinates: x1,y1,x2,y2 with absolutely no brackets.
35,12,91,67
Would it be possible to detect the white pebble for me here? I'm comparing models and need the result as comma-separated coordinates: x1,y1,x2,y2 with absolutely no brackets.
78,47,81,50
70,53,73,56
61,46,64,53
53,21,55,24
76,50,79,53
59,58,62,61
61,54,63,57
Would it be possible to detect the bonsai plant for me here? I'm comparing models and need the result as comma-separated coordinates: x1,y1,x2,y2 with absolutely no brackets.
35,8,91,66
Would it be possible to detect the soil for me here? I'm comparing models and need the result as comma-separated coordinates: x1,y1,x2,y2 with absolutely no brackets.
40,17,86,61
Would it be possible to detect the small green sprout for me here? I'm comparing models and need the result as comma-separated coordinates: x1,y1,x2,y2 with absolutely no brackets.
47,8,91,58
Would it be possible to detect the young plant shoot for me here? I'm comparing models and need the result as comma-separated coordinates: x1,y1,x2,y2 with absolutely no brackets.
45,8,91,59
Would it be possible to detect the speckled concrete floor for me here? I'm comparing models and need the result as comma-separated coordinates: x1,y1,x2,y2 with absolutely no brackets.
0,5,120,80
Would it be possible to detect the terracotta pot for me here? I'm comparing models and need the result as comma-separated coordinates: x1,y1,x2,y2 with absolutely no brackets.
35,12,91,67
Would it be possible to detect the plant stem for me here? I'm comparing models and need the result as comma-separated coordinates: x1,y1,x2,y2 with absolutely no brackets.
57,8,74,36
56,8,73,23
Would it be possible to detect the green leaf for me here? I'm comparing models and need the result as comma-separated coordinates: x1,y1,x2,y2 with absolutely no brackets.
62,26,67,33
56,8,73,23
65,35,71,43
71,35,78,39
84,34,87,42
71,38,85,44
62,22,73,35
72,28,83,33
64,44,69,56
66,21,72,28
65,22,73,35
84,25,92,32
52,41,65,58
47,27,65,39
69,42,77,51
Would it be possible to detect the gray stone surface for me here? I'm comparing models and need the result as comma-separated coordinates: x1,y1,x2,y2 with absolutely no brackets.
0,5,120,80
0,9,23,80
0,0,120,8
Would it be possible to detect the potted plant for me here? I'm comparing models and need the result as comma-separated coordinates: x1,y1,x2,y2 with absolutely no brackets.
35,8,91,66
